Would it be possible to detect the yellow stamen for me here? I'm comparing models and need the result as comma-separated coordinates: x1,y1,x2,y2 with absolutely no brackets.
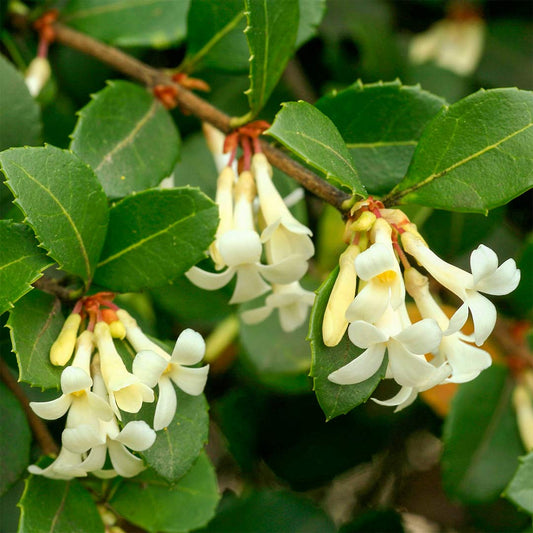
376,270,397,284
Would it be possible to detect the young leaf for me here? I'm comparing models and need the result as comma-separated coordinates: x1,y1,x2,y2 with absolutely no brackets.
71,80,180,199
0,381,31,496
504,452,533,514
124,389,209,483
0,221,52,315
7,290,64,389
109,452,219,533
309,267,386,420
387,88,533,212
61,0,190,49
267,101,366,196
442,365,524,504
0,146,109,283
18,471,104,533
316,80,446,195
244,0,300,117
93,187,218,292
0,54,41,151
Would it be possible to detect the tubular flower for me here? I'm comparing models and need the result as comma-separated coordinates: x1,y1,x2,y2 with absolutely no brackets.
402,233,520,345
49,311,82,366
241,281,316,332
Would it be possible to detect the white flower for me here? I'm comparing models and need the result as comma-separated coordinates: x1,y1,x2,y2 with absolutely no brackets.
402,233,520,345
346,218,405,324
252,153,314,263
28,447,88,480
404,267,492,383
132,328,209,431
328,305,446,389
94,321,154,419
241,281,316,332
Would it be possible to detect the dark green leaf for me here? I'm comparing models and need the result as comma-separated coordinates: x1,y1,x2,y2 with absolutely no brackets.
388,89,533,213
125,389,209,483
0,54,41,151
267,101,366,195
339,509,405,533
510,237,533,318
296,0,326,47
109,452,219,533
61,0,190,49
198,490,336,533
0,221,52,315
316,80,446,195
71,80,180,199
18,469,104,533
244,0,299,117
504,452,533,514
7,290,64,389
184,0,249,73
309,267,386,420
442,365,524,504
93,187,218,292
0,146,109,283
0,381,31,496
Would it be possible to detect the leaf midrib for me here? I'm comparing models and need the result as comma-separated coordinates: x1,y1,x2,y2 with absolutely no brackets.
62,0,172,21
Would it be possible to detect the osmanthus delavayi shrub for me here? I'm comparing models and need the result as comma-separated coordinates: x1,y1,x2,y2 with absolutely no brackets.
1,1,532,531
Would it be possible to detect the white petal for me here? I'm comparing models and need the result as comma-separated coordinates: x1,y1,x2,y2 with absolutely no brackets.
348,321,388,348
86,392,114,421
153,375,177,430
372,386,415,407
345,282,389,324
355,243,397,281
259,255,308,285
470,244,499,285
168,364,209,396
92,469,118,479
132,350,168,387
62,424,105,453
328,344,386,385
393,319,442,354
171,329,206,365
387,341,441,388
185,265,235,290
29,448,87,479
108,441,145,478
30,395,71,420
79,445,107,472
114,383,154,413
240,305,273,325
278,303,308,332
446,302,469,335
218,229,262,265
475,258,520,295
117,421,156,451
230,266,271,304
61,366,92,394
443,336,492,383
467,291,497,346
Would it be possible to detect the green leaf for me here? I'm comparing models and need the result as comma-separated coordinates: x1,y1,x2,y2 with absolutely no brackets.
0,54,41,152
183,0,249,73
316,80,446,195
125,389,209,483
0,381,31,496
239,307,312,393
442,365,524,504
0,146,109,283
61,0,190,49
504,452,533,514
109,452,219,533
18,469,104,533
0,221,52,316
244,0,300,117
199,490,336,533
309,267,386,420
7,290,64,389
267,101,366,196
93,187,218,292
387,88,533,212
71,80,180,199
295,0,326,47
510,237,533,318
339,510,405,533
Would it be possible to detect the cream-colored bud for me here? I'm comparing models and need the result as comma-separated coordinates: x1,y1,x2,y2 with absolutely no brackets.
350,211,376,232
202,122,230,172
523,370,533,393
404,267,429,299
234,170,256,203
513,385,533,452
50,313,82,366
25,57,51,97
109,320,126,339
322,244,360,347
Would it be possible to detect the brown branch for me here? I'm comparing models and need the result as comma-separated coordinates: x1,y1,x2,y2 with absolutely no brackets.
0,357,59,456
51,22,352,211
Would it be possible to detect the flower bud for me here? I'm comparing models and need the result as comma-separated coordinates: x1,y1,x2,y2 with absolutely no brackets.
513,384,533,452
322,244,360,347
25,57,51,97
50,313,82,366
350,211,376,233
102,309,126,339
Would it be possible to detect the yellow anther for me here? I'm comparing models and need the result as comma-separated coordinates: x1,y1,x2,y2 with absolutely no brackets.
350,211,376,232
376,270,397,284
109,320,126,340
50,313,82,366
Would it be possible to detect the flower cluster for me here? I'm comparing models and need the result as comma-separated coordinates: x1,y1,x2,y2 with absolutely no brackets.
29,293,209,479
324,199,520,411
186,126,315,332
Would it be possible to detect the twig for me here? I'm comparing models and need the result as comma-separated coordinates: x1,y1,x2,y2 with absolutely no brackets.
0,357,59,455
33,276,81,301
50,22,352,211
